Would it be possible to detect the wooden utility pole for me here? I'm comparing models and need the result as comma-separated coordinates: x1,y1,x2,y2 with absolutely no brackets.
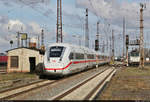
56,0,63,43
139,3,146,68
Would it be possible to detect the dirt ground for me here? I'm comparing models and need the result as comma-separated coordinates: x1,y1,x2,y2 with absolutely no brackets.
0,72,38,91
0,73,38,82
99,65,150,100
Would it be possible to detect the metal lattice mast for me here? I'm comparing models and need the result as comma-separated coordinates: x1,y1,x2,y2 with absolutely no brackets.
109,35,112,59
112,30,114,62
85,8,89,48
56,0,63,43
97,22,99,41
96,21,99,50
139,3,146,68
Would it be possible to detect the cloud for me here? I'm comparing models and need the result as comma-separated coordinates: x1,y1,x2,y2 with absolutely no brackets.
0,0,53,18
28,22,41,35
5,20,26,32
0,16,49,52
0,16,9,24
76,0,150,30
0,36,9,46
0,0,50,7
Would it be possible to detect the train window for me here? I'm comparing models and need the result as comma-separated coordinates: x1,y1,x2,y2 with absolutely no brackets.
75,53,84,59
98,55,101,59
60,47,66,58
87,54,94,59
80,53,84,59
131,52,139,56
49,46,65,57
102,56,104,59
92,54,94,59
94,54,96,59
69,53,74,60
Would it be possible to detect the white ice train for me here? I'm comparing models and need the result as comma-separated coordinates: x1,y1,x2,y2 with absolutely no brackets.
36,43,110,77
128,49,140,65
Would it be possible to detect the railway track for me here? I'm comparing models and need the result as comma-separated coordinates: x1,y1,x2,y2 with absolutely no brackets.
0,70,6,74
0,79,58,100
49,68,116,100
0,66,115,100
0,68,105,100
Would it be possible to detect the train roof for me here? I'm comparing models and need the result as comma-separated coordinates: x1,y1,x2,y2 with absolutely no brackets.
47,43,95,53
47,43,109,56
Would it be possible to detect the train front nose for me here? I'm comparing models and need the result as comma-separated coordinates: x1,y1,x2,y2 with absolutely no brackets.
44,64,64,76
43,46,66,76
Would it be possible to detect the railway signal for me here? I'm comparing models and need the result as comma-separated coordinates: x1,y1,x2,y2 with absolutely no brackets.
95,39,99,51
126,35,129,45
95,21,100,51
10,40,13,48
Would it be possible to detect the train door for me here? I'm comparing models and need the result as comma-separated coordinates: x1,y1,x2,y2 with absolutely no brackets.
68,49,75,73
72,49,77,72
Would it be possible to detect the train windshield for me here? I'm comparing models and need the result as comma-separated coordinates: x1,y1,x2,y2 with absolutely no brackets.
49,46,64,57
131,52,139,56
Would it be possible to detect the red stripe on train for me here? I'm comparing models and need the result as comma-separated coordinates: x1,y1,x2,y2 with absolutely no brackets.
44,60,104,70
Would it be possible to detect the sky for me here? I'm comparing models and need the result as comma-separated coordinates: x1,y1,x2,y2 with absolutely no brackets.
0,0,150,56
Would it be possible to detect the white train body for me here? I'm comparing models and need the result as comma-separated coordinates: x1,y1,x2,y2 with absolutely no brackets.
129,50,140,65
40,43,110,76
130,56,140,63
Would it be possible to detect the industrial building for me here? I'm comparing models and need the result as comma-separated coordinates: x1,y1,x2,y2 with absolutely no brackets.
6,47,44,73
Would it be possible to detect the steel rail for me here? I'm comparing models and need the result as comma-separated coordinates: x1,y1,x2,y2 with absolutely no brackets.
50,68,111,100
0,67,108,100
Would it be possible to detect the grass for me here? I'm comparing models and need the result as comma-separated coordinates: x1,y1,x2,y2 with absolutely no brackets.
99,65,150,100
0,73,38,82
